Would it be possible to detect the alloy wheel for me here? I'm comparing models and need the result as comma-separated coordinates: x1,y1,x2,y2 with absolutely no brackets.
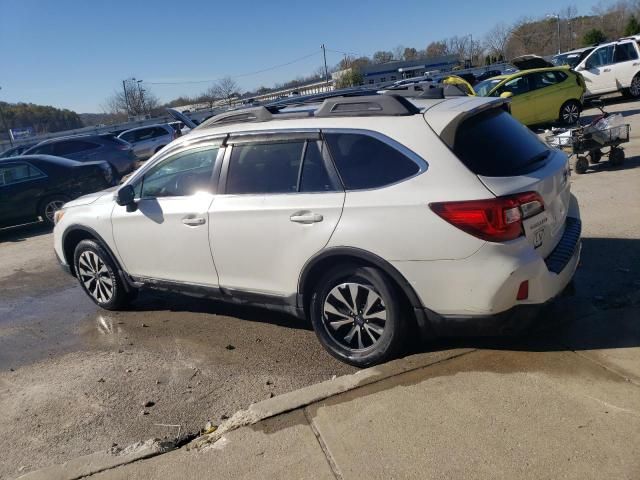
77,251,114,303
322,282,387,351
562,103,580,124
44,200,66,223
631,77,640,97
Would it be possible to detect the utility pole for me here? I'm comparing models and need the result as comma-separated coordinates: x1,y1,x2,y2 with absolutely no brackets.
321,44,329,90
0,86,13,147
547,14,561,54
137,79,145,115
122,80,131,119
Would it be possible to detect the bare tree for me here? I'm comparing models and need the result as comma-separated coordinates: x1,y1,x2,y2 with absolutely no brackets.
425,41,449,58
103,78,159,118
483,22,512,62
211,76,240,107
392,45,405,60
372,50,394,64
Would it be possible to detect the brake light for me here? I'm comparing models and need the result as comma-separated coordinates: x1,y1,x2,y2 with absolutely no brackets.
429,192,545,242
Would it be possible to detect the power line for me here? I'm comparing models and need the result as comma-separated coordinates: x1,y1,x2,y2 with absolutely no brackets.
145,50,321,86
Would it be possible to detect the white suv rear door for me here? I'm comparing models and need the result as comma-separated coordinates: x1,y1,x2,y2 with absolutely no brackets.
611,42,640,88
209,132,344,297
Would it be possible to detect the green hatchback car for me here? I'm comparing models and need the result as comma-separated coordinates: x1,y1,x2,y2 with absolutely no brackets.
473,64,586,126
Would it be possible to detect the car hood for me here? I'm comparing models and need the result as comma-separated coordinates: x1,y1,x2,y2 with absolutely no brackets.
511,55,554,70
64,187,117,208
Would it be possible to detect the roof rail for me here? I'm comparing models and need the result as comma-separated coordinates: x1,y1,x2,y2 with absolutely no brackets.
315,94,420,117
200,106,274,128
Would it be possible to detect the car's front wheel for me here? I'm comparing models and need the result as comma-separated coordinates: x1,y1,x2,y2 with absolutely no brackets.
559,100,581,125
39,195,69,226
310,264,407,367
73,239,135,310
625,74,640,98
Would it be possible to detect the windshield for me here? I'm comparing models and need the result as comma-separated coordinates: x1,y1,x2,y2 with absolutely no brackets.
552,53,584,68
473,78,502,96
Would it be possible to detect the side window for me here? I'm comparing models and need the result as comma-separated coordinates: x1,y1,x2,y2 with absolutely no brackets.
226,142,304,194
153,127,169,138
586,46,614,68
324,133,421,190
614,43,639,63
553,71,568,82
529,71,560,91
136,129,155,142
54,140,99,156
139,145,218,198
300,141,336,193
0,163,45,186
495,75,529,96
28,143,54,155
119,132,134,143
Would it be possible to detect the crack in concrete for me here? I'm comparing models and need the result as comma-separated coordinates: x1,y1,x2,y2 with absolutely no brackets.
303,406,343,480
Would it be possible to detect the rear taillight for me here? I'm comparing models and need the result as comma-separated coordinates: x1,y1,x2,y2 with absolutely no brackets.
429,192,545,242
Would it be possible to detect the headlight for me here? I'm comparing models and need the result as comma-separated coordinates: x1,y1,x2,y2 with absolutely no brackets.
54,209,66,225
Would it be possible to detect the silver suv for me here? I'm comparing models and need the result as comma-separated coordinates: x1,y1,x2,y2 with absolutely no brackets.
54,93,581,367
117,124,177,160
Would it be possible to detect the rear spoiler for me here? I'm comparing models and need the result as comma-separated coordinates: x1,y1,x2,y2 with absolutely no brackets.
423,97,511,148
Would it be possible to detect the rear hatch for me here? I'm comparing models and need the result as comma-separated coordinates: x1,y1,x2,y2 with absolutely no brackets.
449,108,572,258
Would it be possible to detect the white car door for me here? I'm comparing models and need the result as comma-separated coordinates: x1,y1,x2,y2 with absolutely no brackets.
579,45,616,95
111,142,222,286
209,133,345,298
611,42,640,88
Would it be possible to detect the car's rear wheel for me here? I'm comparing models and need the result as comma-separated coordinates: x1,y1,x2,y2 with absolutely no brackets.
310,264,407,367
39,195,69,226
626,74,640,98
575,156,589,174
559,100,581,125
73,239,135,310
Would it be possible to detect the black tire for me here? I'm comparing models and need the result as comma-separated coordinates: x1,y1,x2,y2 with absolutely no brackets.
588,150,602,164
575,156,589,174
559,100,581,125
610,147,625,166
625,74,640,99
38,195,70,226
309,264,407,367
73,239,135,310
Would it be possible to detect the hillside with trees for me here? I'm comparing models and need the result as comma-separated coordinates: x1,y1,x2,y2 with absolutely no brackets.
0,102,82,138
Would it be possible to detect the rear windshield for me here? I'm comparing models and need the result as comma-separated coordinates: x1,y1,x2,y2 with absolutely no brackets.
453,109,550,177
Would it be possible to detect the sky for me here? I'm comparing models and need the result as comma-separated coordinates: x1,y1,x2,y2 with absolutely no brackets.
1,0,603,113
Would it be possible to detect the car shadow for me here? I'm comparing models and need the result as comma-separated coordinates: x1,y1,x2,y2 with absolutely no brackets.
129,289,311,331
0,221,51,243
122,237,639,351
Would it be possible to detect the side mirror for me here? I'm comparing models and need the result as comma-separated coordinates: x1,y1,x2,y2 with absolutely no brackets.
116,184,136,206
500,91,514,99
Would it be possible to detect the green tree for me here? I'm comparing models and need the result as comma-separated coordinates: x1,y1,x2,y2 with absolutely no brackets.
335,69,364,88
624,15,640,36
583,29,606,46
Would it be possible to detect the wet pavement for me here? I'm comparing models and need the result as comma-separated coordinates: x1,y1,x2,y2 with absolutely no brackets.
2,100,640,479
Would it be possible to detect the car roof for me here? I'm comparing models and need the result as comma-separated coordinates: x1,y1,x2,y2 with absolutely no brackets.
118,123,171,135
555,46,594,55
31,133,112,146
493,66,571,80
0,154,87,168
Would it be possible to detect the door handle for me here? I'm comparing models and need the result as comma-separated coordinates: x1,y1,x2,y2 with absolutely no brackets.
182,216,206,226
290,212,323,224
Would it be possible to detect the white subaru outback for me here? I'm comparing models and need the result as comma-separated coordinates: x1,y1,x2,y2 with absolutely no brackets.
53,93,581,367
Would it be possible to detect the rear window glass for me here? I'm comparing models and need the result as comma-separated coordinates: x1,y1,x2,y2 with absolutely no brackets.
325,133,420,190
453,109,550,177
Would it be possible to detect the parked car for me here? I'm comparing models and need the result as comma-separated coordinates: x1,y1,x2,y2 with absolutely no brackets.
117,124,178,161
54,93,581,367
575,39,640,98
475,70,503,82
552,47,595,69
473,61,586,125
0,143,36,159
23,134,136,176
0,155,115,228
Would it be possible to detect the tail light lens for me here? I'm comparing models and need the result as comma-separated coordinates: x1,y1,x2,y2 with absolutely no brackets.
430,192,545,242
